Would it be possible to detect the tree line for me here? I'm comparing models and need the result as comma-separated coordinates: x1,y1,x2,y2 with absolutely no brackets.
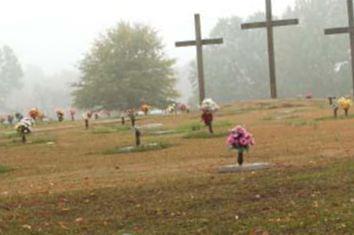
0,0,351,111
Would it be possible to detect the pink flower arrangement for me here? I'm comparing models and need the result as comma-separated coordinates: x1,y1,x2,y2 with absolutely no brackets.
227,126,255,152
69,108,76,115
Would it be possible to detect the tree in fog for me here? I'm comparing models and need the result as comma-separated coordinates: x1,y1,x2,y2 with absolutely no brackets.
276,0,349,97
73,22,178,110
0,46,23,103
4,66,78,115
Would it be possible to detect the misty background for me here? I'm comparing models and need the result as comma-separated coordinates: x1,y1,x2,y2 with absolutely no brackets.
0,0,351,114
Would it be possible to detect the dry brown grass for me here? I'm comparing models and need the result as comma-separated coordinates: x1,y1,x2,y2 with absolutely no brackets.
0,99,353,234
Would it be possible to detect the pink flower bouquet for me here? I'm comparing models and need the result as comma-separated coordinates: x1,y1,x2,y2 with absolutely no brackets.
227,126,255,153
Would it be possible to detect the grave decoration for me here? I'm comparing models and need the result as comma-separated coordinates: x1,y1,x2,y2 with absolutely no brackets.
329,97,339,118
227,126,255,166
69,108,76,121
178,103,190,113
7,115,14,125
29,108,44,121
141,104,151,116
121,113,126,125
15,113,23,122
15,117,34,143
305,92,313,99
29,108,38,119
338,97,352,116
82,111,93,129
55,110,65,122
166,104,177,114
200,98,219,134
134,127,142,147
127,109,136,127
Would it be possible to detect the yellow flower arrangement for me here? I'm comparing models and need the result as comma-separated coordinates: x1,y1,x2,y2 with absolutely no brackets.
337,97,352,110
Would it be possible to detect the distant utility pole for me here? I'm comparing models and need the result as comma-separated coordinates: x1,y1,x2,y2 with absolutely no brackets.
325,0,354,97
241,0,299,99
175,14,223,104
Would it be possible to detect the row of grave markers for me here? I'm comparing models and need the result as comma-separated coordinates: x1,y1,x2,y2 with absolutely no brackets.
176,0,354,102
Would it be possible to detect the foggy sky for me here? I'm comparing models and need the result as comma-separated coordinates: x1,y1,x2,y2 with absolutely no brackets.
0,0,295,73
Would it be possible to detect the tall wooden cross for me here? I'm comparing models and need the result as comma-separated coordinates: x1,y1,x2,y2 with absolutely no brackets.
241,0,299,99
175,14,223,104
325,0,354,97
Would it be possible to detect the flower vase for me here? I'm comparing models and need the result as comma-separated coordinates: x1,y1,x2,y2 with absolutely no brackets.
85,119,89,129
237,151,244,166
207,122,214,134
334,107,338,118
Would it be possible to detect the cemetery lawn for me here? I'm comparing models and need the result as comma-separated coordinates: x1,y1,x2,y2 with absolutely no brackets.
0,99,353,234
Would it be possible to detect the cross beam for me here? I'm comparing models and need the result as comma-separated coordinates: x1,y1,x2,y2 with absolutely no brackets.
325,0,354,97
175,14,223,104
241,0,299,99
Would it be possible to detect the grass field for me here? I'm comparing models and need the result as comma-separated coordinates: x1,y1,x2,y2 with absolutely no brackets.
0,99,353,234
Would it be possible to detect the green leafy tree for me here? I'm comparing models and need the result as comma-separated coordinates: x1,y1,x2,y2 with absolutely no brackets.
73,22,178,110
0,46,23,103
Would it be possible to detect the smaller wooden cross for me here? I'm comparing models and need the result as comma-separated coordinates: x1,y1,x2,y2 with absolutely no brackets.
176,14,223,104
325,0,354,97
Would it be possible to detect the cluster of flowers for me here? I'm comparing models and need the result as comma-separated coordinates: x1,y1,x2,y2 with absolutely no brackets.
337,97,352,110
55,109,65,122
227,126,255,153
15,117,34,134
29,108,44,120
166,103,190,114
141,104,151,114
82,111,93,120
166,104,176,113
178,103,190,112
200,98,219,112
55,109,64,115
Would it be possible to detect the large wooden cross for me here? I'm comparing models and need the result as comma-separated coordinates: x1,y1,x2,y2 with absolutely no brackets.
241,0,299,99
325,0,354,97
176,14,223,104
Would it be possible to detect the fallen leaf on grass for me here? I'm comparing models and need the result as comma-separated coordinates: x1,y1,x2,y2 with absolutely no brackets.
75,217,84,223
21,224,31,230
61,208,71,212
313,201,319,208
250,228,269,235
58,221,69,230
